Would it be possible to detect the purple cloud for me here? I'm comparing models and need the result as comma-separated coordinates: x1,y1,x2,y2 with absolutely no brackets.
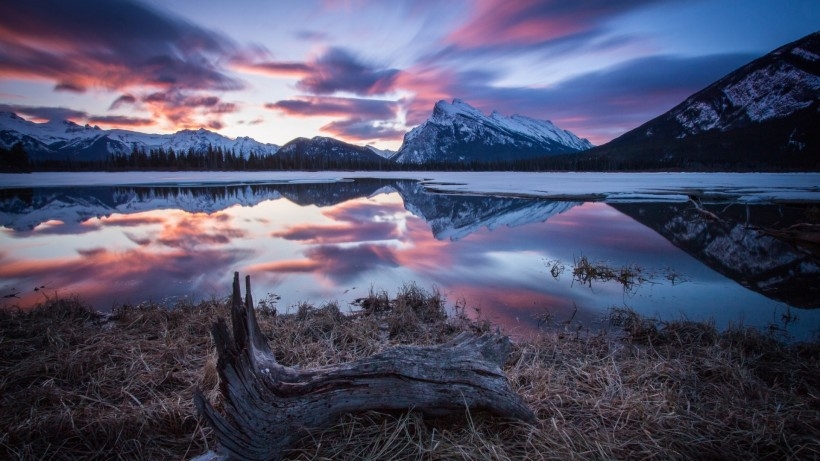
265,96,397,119
320,118,404,142
446,0,664,51
86,115,154,127
54,82,86,93
0,0,243,93
0,104,88,122
241,47,399,96
109,94,137,110
297,47,400,95
266,96,402,142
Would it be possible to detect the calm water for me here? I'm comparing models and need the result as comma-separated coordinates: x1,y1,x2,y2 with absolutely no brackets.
1,177,818,340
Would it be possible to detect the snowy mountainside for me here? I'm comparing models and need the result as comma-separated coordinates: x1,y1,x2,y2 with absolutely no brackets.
393,99,592,164
588,31,820,170
0,112,279,161
666,32,820,137
366,145,396,159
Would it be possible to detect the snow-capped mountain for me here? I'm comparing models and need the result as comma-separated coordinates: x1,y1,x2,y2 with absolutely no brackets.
365,145,396,159
590,31,820,170
275,136,391,167
392,99,592,164
0,112,279,162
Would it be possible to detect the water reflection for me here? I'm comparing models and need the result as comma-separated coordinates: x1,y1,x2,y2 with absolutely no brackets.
1,179,818,341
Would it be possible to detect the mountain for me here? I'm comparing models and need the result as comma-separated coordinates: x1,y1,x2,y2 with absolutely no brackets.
586,32,820,170
392,99,592,164
0,112,280,163
365,145,396,159
275,136,392,169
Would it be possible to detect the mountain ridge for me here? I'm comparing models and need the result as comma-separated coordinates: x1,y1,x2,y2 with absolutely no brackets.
581,31,820,170
0,111,280,163
392,99,593,164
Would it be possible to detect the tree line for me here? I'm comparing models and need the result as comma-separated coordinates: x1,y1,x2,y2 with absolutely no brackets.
2,141,815,173
0,142,678,172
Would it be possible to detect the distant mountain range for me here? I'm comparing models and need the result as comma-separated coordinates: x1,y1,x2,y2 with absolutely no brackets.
1,32,818,171
0,112,279,163
0,99,590,169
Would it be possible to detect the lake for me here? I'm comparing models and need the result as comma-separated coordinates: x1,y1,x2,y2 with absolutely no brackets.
1,172,819,341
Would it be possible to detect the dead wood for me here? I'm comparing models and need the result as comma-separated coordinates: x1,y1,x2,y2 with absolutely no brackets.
194,273,535,460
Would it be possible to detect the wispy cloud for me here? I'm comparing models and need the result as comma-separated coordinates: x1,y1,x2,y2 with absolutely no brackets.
0,103,154,129
0,0,243,91
445,0,661,51
266,96,402,141
136,90,239,129
0,104,88,122
86,115,154,127
265,96,397,119
320,118,405,142
239,46,400,96
0,0,249,131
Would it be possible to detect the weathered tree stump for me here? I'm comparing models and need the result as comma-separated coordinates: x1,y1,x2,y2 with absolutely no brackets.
194,273,535,460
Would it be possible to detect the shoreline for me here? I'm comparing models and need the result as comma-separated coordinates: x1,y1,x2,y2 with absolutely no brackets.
2,291,818,460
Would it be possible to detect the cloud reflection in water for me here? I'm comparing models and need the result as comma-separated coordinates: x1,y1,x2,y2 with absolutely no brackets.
1,180,817,341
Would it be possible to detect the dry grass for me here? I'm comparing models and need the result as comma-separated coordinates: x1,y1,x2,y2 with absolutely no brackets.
0,297,224,460
2,289,819,460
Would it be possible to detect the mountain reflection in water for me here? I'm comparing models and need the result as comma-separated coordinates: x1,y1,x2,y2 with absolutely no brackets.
1,178,818,341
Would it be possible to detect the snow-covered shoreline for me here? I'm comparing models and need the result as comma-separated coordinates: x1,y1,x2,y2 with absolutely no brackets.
1,171,818,203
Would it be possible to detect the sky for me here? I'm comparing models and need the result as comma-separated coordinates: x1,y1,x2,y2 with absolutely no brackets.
0,1,817,150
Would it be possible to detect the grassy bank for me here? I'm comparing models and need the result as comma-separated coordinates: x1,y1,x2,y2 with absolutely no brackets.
1,287,818,460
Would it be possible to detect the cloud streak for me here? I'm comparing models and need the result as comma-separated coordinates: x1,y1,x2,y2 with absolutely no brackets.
0,0,251,131
240,47,400,96
445,0,662,51
0,103,154,128
0,0,242,92
266,96,402,141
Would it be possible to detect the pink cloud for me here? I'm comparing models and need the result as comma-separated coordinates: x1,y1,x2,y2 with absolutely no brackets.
239,47,399,96
266,96,402,142
0,1,243,93
87,115,154,127
446,0,661,50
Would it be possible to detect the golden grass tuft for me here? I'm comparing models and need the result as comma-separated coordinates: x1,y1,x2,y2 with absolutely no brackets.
1,292,818,460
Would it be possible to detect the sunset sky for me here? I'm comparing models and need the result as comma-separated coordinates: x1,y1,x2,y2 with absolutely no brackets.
1,1,817,150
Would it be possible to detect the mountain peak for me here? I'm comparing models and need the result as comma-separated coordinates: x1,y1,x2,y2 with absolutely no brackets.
591,31,820,170
432,99,485,120
395,99,592,164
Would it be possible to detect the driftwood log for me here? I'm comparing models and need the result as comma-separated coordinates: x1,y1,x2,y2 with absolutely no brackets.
194,273,535,460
